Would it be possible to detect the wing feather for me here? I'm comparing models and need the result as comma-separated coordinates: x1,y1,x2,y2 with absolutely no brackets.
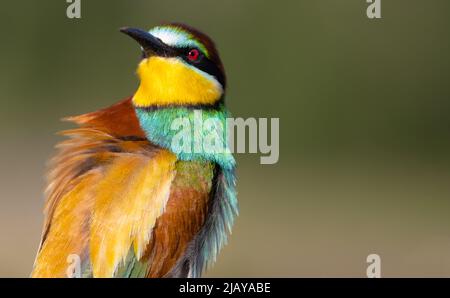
90,151,176,277
32,98,221,278
32,98,178,277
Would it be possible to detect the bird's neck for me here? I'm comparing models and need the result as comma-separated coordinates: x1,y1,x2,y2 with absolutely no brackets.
135,105,235,170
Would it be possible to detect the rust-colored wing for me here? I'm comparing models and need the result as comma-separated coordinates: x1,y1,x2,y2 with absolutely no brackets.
32,128,177,277
32,98,216,278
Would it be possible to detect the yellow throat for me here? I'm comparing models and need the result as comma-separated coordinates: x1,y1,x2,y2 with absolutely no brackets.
132,56,223,107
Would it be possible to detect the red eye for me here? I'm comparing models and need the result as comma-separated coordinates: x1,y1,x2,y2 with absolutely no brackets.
187,49,200,61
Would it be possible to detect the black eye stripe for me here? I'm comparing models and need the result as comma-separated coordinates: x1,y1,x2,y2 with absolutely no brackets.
176,47,225,87
194,58,225,87
142,45,225,88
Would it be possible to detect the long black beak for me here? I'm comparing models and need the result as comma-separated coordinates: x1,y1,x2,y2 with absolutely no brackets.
120,27,174,57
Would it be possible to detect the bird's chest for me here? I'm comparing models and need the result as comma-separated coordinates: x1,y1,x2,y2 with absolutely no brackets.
141,159,216,277
162,160,215,226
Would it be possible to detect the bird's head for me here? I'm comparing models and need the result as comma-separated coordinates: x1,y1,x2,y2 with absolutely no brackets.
120,23,233,168
121,23,226,109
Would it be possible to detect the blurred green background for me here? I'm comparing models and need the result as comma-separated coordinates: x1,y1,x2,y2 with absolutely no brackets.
1,0,450,277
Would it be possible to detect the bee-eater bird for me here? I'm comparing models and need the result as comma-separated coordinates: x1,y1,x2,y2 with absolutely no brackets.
31,23,238,278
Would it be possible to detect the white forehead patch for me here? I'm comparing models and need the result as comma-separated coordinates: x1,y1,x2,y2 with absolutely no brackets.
149,27,187,46
148,26,207,55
